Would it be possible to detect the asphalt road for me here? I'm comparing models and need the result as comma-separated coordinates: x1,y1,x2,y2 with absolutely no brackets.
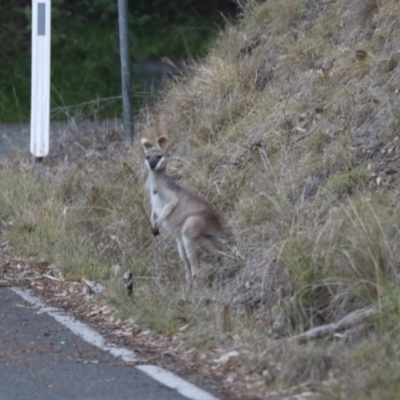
0,287,192,400
0,120,121,157
0,60,184,158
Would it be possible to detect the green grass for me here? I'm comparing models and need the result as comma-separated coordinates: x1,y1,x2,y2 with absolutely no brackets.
0,16,223,122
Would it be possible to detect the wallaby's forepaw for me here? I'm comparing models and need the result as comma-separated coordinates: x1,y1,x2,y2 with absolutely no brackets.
151,226,160,236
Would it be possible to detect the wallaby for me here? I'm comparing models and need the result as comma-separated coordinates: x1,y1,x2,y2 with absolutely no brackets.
141,136,232,282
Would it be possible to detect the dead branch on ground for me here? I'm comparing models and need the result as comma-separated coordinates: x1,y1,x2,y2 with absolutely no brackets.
289,307,378,344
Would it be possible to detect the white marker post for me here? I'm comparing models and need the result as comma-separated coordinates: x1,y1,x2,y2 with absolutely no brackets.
31,0,51,160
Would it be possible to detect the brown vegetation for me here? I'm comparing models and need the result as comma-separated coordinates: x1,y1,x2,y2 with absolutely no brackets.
3,0,400,398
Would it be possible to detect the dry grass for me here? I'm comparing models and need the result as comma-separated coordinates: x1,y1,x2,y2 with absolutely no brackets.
3,0,400,397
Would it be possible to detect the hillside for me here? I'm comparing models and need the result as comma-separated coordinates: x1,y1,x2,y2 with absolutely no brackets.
2,0,400,398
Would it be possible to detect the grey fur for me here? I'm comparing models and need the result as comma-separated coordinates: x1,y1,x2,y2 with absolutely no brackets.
141,136,231,281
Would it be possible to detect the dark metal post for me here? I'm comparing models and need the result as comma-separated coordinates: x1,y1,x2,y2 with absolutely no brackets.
118,0,134,145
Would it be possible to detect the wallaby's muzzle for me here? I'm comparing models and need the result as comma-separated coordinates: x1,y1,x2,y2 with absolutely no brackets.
148,159,159,170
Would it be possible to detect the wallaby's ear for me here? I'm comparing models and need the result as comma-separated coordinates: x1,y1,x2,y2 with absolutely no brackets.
141,138,153,150
157,136,167,149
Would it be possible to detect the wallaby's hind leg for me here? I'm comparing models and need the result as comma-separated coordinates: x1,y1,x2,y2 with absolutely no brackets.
182,236,201,279
181,216,205,279
176,238,192,281
199,237,225,257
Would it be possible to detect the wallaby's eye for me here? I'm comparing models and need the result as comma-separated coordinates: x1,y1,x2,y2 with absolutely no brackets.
157,155,162,160
145,156,150,160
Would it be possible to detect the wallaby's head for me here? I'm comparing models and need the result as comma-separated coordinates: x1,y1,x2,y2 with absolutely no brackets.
141,136,168,172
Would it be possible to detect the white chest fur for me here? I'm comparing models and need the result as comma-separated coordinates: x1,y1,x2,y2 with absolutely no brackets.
146,179,165,217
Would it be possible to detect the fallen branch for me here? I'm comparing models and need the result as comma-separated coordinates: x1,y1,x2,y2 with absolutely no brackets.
289,307,378,344
82,278,104,294
42,274,60,282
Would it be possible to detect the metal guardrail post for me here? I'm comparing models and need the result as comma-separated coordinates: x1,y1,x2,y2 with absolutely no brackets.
118,0,134,145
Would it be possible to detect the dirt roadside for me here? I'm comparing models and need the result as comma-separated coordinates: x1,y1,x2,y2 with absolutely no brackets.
0,123,316,400
0,253,267,400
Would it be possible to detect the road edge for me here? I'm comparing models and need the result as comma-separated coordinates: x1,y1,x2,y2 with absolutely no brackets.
11,286,219,400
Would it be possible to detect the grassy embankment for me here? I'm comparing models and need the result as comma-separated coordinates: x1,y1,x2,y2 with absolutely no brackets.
2,0,400,398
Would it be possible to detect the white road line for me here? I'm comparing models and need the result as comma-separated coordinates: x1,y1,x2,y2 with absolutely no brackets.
11,287,219,400
137,365,218,400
